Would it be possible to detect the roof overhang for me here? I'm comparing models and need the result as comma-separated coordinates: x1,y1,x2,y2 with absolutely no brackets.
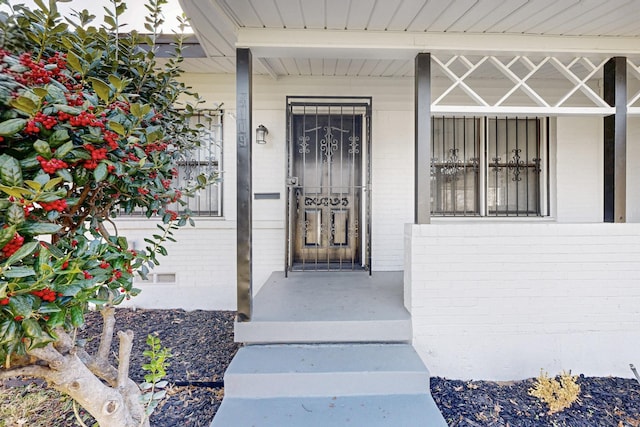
238,27,640,60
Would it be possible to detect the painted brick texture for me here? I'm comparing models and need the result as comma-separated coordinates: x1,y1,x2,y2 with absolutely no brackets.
407,223,640,380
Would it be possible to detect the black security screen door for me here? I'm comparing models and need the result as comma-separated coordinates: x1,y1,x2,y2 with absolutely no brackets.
286,97,371,272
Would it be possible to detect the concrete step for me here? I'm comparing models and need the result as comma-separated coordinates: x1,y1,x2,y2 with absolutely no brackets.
223,344,429,398
234,318,412,344
210,394,447,427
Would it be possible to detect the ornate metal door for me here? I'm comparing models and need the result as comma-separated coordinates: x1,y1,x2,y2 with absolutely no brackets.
286,99,371,271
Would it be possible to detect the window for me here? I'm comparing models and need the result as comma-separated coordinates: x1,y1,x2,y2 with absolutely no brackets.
120,109,223,217
171,110,223,217
431,116,545,217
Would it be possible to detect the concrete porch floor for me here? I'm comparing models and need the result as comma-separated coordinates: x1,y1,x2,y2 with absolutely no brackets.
213,271,447,426
234,271,412,343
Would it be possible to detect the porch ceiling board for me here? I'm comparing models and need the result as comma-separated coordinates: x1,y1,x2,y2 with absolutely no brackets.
178,0,237,58
180,0,640,77
213,0,640,36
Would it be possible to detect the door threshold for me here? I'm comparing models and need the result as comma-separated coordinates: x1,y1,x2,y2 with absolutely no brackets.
290,262,367,272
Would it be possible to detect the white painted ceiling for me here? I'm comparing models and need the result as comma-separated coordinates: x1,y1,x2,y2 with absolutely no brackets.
178,0,640,76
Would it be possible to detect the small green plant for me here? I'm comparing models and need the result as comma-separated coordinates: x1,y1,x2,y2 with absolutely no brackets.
140,333,171,422
529,370,581,414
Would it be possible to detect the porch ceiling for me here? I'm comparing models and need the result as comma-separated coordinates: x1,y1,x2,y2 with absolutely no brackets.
178,0,640,77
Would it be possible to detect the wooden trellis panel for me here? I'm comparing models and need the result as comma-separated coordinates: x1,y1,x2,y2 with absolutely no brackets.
432,55,614,116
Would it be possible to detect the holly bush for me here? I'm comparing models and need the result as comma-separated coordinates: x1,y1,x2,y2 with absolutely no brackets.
0,0,210,360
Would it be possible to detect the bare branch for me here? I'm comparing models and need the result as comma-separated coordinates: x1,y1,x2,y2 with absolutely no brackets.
52,327,74,354
77,347,118,387
116,330,134,389
97,307,116,362
29,344,65,368
0,365,51,380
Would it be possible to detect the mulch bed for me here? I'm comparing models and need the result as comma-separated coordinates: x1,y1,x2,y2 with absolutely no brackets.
2,309,640,426
432,376,640,426
79,309,238,426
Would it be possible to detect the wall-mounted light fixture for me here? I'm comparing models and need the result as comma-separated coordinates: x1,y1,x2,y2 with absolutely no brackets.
256,124,268,144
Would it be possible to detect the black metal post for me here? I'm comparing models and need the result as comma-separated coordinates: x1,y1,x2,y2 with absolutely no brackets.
236,48,252,321
603,57,627,223
415,53,431,224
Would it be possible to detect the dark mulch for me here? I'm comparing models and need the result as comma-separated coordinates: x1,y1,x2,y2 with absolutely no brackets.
3,309,640,426
78,309,239,427
432,377,640,426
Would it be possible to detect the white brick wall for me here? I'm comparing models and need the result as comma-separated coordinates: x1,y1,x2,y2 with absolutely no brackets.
407,222,640,380
114,72,640,319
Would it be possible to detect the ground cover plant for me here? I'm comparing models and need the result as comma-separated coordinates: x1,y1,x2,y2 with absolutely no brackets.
0,1,214,425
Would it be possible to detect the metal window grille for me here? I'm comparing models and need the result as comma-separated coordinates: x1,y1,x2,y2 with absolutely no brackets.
487,117,541,216
172,110,223,217
431,117,480,216
120,109,223,217
431,116,543,217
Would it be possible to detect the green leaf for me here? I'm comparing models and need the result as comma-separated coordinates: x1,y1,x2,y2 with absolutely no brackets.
37,303,61,313
24,180,42,191
88,77,111,103
10,96,37,115
117,236,128,250
22,318,43,338
52,104,82,115
6,203,25,225
108,74,123,90
8,295,34,317
0,118,26,136
33,139,51,156
66,51,82,73
0,225,16,248
60,284,81,297
0,185,30,198
49,129,70,146
2,266,36,278
56,168,73,183
43,177,63,191
93,162,108,182
46,311,65,328
6,241,39,265
0,154,23,186
0,320,17,345
53,141,73,159
70,305,84,327
109,121,126,136
19,222,62,235
32,88,48,98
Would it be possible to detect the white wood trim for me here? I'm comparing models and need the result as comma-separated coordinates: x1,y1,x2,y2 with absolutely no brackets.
432,56,489,107
627,59,640,108
431,106,614,116
237,28,640,59
489,56,550,107
549,57,609,108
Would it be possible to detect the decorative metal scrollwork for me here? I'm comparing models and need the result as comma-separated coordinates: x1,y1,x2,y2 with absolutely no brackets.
320,126,339,158
348,135,360,154
507,149,526,181
298,135,310,154
349,219,359,239
491,156,502,173
440,148,464,181
305,196,349,207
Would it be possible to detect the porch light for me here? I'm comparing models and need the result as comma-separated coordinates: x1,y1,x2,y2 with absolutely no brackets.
256,124,268,144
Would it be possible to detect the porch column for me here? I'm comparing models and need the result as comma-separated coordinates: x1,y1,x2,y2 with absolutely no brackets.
415,52,431,224
603,57,627,223
236,48,253,321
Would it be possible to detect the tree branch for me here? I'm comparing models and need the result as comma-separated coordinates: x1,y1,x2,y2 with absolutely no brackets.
116,330,134,389
97,307,116,362
0,365,51,380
